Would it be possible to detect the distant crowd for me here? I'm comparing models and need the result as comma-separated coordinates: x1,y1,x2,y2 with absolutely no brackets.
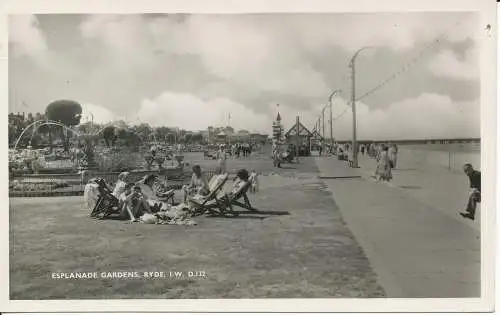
333,142,398,181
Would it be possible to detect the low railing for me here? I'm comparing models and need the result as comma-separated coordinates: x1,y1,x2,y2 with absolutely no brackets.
398,148,481,173
8,165,230,198
9,167,189,198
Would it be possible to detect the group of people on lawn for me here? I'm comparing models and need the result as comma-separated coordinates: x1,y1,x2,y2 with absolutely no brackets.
91,165,255,222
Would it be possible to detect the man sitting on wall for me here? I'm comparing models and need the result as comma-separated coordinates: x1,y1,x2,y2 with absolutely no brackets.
459,163,481,221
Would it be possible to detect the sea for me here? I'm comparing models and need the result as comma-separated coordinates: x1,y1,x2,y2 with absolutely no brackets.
398,143,481,172
401,143,481,153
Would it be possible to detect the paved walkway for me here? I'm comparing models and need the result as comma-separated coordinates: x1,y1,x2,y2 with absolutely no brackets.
356,154,481,231
315,157,481,298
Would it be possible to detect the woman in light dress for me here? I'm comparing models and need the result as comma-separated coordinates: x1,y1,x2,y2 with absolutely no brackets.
388,144,398,169
375,145,393,182
217,145,227,173
112,172,130,198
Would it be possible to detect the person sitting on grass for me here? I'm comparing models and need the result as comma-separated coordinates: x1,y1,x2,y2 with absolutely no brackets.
112,171,130,199
120,184,152,222
135,174,173,211
118,182,138,221
136,174,162,198
183,165,210,203
459,163,481,221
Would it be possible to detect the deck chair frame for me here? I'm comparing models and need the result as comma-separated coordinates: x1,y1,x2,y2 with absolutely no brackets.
188,173,229,216
90,179,121,218
217,175,257,216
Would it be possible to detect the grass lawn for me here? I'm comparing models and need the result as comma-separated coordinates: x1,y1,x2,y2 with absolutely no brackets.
9,156,385,299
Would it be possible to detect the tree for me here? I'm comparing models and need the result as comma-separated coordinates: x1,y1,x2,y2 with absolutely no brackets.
45,100,83,150
183,133,193,144
135,123,152,142
102,126,117,147
155,126,171,141
45,100,82,126
191,133,203,143
111,127,141,150
76,122,92,134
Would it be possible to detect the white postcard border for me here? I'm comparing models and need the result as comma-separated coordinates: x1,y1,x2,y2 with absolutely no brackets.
0,0,496,312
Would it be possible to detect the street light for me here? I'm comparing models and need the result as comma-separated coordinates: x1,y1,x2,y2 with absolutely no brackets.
328,89,342,148
321,105,326,142
350,46,374,168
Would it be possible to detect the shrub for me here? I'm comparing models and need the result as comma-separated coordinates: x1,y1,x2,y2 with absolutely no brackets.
94,149,143,172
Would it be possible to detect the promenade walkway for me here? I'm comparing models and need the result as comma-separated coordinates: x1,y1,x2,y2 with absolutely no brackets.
356,153,481,231
315,157,481,298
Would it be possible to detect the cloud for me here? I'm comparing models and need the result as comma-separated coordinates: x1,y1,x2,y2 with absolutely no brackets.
289,13,478,53
427,47,479,80
135,91,271,133
8,13,481,140
76,13,478,100
331,93,480,140
273,93,479,140
9,15,48,58
133,91,480,140
80,103,119,124
79,15,158,70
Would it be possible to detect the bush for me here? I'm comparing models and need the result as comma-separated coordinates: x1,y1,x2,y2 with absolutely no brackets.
94,149,144,172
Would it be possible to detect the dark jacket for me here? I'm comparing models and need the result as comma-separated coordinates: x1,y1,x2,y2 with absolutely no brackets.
468,170,481,192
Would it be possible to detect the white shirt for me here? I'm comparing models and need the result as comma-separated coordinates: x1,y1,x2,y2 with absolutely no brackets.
112,180,127,198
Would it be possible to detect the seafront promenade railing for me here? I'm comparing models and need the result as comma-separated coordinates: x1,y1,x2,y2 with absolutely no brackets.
398,148,481,173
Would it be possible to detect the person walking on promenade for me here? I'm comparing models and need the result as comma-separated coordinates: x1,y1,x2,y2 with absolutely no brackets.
388,144,398,169
347,146,354,167
272,144,281,168
376,144,384,161
375,145,392,182
459,163,481,220
217,145,227,173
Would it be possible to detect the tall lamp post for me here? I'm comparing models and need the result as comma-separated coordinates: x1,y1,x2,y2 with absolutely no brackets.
328,89,341,149
350,46,373,168
321,105,326,150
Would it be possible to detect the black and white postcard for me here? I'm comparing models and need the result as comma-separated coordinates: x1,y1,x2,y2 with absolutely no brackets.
0,0,497,313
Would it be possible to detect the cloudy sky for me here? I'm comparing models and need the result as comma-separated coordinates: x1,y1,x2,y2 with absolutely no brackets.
9,13,480,140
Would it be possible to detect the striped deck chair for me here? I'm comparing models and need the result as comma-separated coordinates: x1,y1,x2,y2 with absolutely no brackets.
216,174,257,216
90,178,121,218
188,173,229,216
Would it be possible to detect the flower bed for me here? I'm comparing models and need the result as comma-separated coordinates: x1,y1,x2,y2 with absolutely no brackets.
93,148,145,172
10,179,71,192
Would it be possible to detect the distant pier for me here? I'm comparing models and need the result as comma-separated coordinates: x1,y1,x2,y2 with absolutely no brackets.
335,138,480,145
